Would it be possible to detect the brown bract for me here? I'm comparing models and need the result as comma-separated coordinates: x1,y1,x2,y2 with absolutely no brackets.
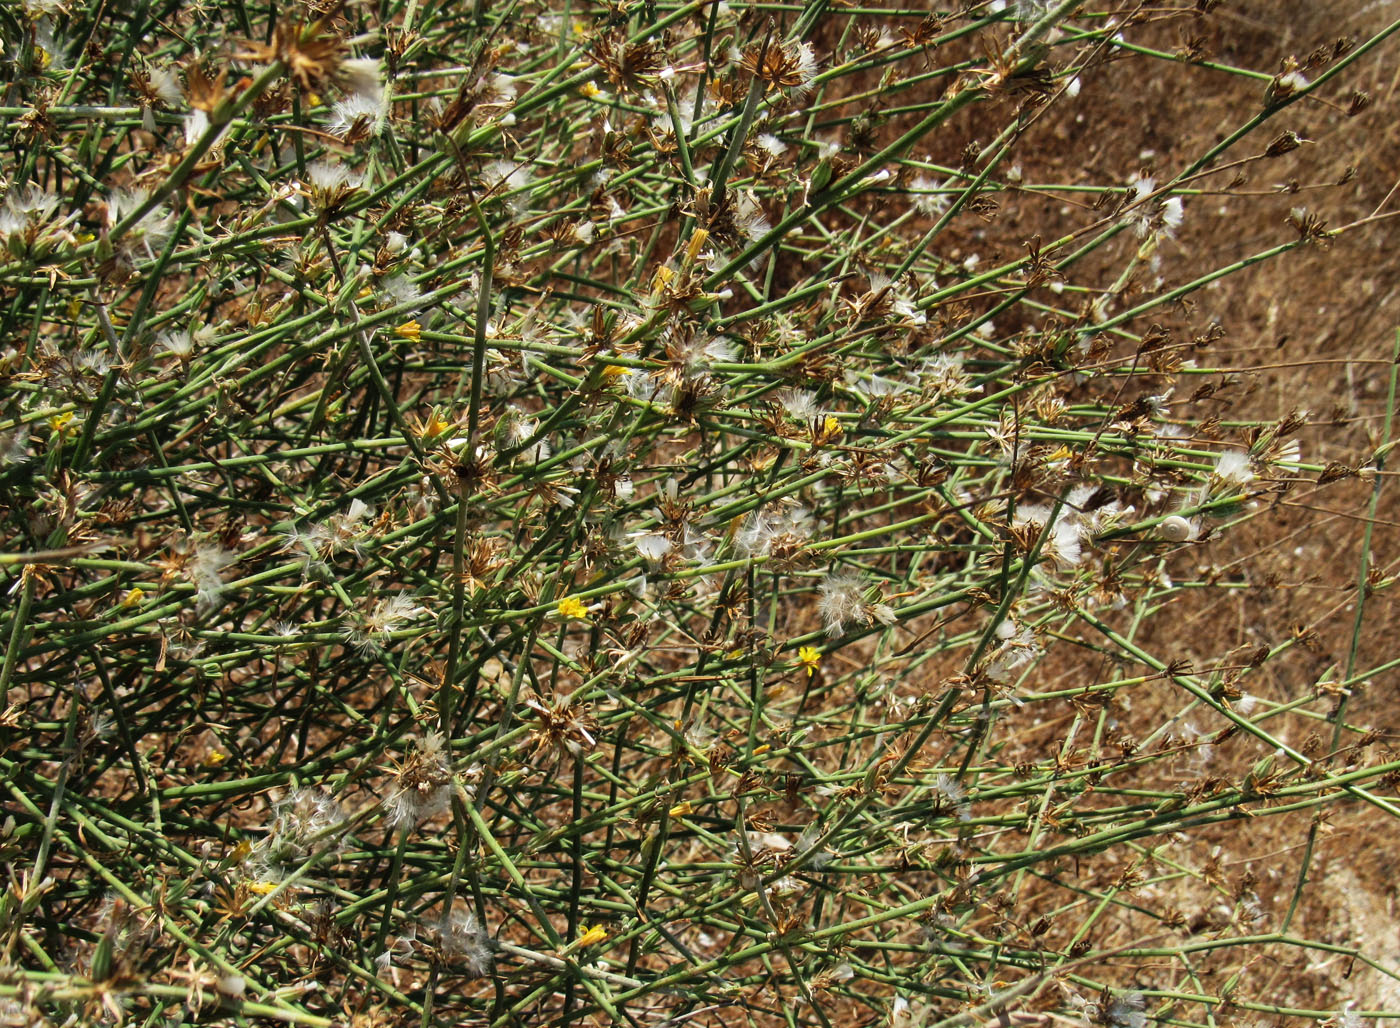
738,38,806,91
588,30,663,94
235,19,345,95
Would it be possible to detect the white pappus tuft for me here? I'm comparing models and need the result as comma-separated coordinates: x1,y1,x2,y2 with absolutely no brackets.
818,570,867,637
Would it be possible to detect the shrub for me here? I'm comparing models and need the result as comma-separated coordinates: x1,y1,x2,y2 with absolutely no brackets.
1,1,1397,1026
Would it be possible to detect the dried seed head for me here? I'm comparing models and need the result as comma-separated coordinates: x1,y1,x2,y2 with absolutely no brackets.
818,570,867,637
238,20,347,95
1285,205,1330,247
740,38,820,93
1264,130,1302,157
1264,59,1308,106
589,30,664,94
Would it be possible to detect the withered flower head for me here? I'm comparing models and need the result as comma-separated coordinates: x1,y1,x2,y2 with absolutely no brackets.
739,38,819,93
183,62,229,113
588,30,664,95
130,65,183,113
1263,57,1308,107
303,160,363,217
237,19,346,95
523,694,600,763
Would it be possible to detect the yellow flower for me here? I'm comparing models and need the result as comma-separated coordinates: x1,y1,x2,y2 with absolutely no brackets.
204,751,228,767
684,229,710,264
797,645,822,676
394,319,421,342
556,595,589,620
417,409,452,440
650,264,675,297
811,415,843,447
601,363,632,380
576,924,608,948
247,880,278,896
118,587,144,609
48,411,74,434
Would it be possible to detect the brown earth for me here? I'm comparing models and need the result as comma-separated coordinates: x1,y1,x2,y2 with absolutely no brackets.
1018,0,1400,1014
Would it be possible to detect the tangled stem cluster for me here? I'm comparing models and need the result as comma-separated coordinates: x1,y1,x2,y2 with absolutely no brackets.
0,1,1397,1026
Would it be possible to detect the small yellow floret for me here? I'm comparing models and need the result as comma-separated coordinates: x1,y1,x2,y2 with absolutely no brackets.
685,229,710,263
650,265,675,296
422,412,452,439
576,924,608,947
556,595,589,620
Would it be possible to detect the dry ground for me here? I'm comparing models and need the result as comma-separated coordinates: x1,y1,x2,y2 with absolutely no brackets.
802,0,1400,1016
1029,0,1400,1012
